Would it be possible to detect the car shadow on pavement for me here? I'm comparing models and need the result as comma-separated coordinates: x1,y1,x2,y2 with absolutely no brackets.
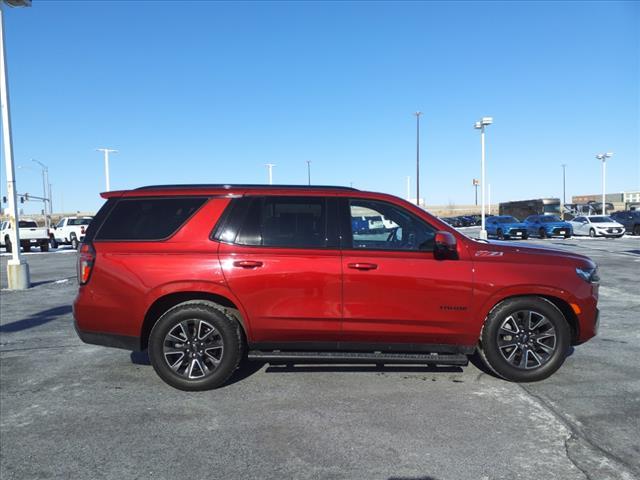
388,477,439,480
468,347,575,379
128,351,268,387
0,305,72,333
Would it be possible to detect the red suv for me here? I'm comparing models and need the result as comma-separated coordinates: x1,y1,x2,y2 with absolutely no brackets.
74,185,599,390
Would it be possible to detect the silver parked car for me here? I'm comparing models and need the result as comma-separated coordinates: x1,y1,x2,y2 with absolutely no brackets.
569,215,625,238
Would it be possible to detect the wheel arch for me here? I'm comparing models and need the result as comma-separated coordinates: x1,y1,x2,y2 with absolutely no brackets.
141,291,250,350
479,292,579,345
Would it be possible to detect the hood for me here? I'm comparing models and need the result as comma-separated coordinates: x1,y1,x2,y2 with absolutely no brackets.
539,220,572,228
498,222,527,229
589,221,624,228
468,239,595,268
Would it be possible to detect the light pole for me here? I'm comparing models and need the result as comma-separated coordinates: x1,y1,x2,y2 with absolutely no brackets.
32,159,50,228
474,116,493,240
415,111,422,206
1,0,31,289
306,160,311,185
595,153,613,215
266,163,275,185
96,148,117,191
473,178,479,206
561,164,567,219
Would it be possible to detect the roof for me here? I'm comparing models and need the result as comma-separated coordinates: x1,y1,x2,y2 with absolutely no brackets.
101,184,358,199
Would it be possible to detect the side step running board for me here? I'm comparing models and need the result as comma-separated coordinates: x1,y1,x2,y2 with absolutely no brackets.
247,350,469,366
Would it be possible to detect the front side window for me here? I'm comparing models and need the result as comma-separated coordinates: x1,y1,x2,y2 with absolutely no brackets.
349,199,435,251
233,196,329,248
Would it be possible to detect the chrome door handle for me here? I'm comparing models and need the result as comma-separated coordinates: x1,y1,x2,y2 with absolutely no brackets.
233,260,263,269
347,262,377,271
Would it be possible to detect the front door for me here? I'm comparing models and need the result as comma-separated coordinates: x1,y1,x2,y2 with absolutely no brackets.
340,198,474,347
218,196,342,345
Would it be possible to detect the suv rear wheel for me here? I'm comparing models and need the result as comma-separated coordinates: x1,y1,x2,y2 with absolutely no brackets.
148,301,244,391
478,296,570,382
70,233,79,250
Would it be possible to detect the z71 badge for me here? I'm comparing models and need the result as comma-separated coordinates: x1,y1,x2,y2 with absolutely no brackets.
475,250,504,257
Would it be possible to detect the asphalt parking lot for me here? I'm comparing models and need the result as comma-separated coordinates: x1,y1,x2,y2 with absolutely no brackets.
1,236,639,480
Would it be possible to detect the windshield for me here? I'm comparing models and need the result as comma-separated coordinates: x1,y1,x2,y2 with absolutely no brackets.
497,216,519,223
68,218,92,226
540,216,561,223
590,216,614,223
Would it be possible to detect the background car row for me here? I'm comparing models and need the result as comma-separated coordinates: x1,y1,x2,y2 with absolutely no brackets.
0,216,93,252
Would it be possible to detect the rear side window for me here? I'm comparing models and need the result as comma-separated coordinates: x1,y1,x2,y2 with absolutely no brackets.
96,197,206,241
216,196,334,248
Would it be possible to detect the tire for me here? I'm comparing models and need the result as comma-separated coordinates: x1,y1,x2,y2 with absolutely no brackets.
49,235,58,249
148,301,244,391
40,242,49,252
633,225,640,236
497,229,504,240
564,234,571,239
538,228,546,239
23,243,31,252
478,296,570,382
589,228,596,238
523,234,529,240
70,234,79,250
5,237,11,253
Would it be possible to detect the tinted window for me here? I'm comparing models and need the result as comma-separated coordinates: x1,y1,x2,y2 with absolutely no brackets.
590,216,614,223
498,216,519,223
68,218,92,226
96,197,206,240
234,196,328,248
349,199,435,251
574,217,585,222
540,216,561,223
18,221,38,228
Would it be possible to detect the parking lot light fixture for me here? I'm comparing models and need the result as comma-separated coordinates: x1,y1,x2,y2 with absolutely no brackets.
97,148,117,192
1,0,31,289
595,153,613,215
474,116,493,240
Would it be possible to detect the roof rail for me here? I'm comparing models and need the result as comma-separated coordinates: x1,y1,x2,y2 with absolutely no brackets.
135,184,358,191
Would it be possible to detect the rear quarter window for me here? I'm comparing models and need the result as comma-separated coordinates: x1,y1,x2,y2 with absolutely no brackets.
95,197,206,241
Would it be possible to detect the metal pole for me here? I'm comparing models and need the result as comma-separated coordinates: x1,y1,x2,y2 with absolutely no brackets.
266,164,275,185
415,112,422,206
97,148,117,191
480,126,486,239
48,181,53,215
0,5,29,288
475,183,478,206
306,160,311,185
602,159,606,215
561,165,565,217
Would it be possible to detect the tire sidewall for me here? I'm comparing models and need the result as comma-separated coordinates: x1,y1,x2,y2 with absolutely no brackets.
148,304,242,391
481,297,570,382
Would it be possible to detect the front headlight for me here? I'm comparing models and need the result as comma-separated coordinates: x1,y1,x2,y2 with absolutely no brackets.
576,267,599,283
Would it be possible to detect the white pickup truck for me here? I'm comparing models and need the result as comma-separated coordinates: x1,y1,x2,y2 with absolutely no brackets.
0,219,51,252
49,216,93,249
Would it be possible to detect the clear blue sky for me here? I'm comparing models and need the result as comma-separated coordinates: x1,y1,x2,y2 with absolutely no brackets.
1,0,638,214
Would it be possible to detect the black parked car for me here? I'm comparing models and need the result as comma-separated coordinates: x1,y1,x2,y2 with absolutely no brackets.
610,211,640,235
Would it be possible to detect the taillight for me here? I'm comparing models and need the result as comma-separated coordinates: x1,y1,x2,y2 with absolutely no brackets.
81,226,85,234
77,242,96,285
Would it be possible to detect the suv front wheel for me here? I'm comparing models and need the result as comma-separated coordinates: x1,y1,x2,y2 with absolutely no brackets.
478,296,570,382
149,301,244,391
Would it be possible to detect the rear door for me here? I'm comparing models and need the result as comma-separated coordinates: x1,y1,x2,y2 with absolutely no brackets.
339,198,474,347
216,196,342,345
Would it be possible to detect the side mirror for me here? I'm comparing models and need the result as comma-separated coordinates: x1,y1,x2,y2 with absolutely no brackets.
434,231,458,260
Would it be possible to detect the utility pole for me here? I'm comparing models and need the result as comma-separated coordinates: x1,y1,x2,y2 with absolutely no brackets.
306,160,311,185
415,111,422,207
266,163,275,185
96,148,117,191
1,1,31,289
